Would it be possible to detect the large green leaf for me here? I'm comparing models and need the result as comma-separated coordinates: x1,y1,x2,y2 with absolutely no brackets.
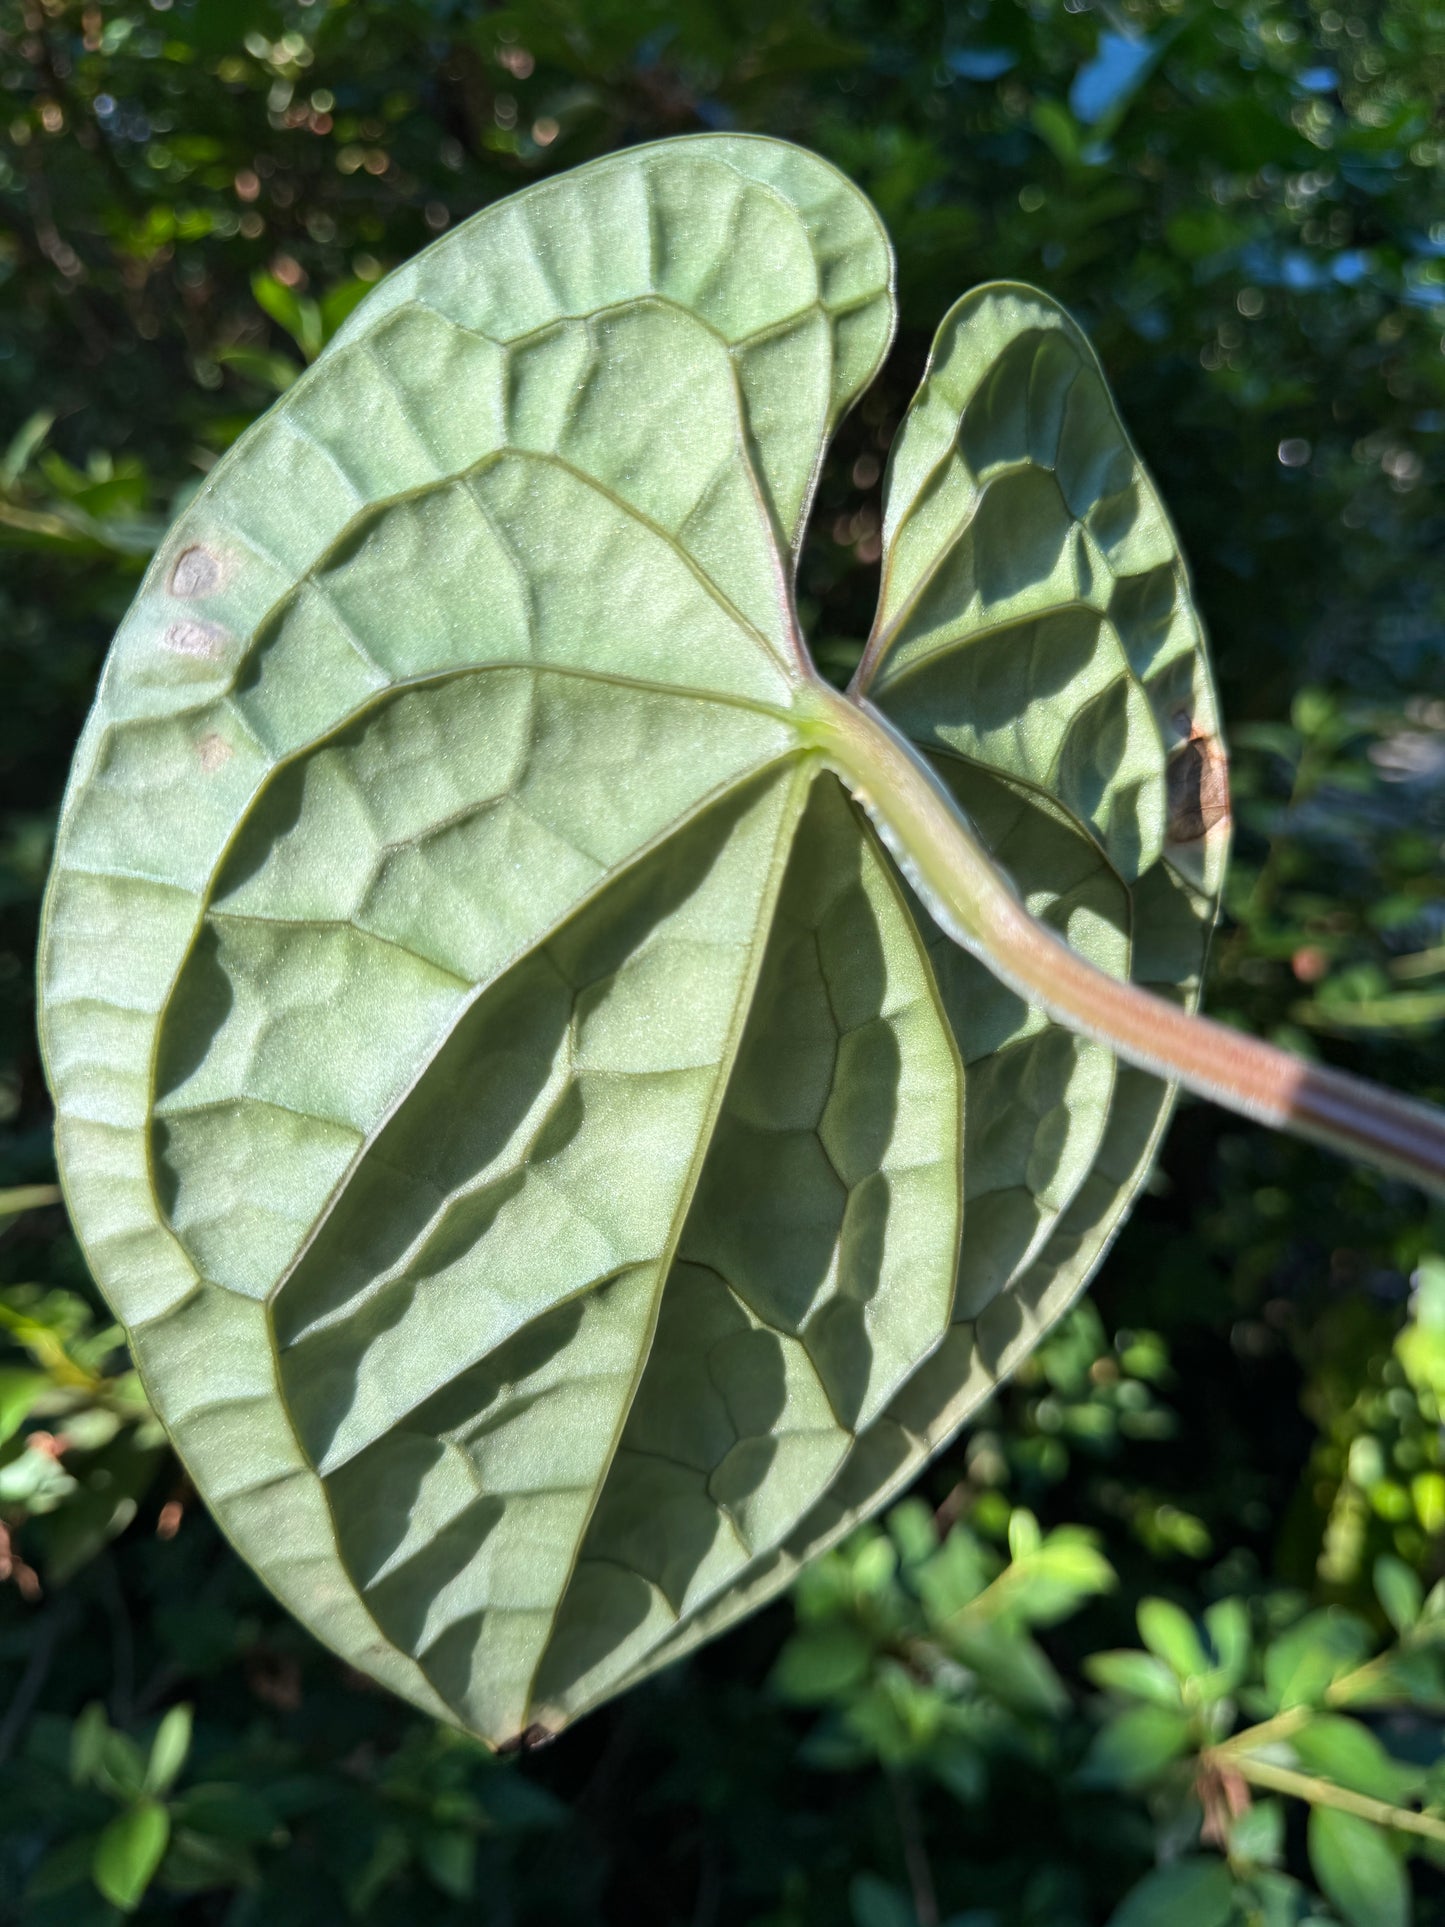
39,135,1223,1745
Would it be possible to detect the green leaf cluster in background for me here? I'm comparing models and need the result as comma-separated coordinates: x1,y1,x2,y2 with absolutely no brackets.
2,0,1444,1920
775,1504,1445,1927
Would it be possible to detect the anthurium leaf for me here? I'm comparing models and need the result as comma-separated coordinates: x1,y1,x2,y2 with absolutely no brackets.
40,135,1224,1746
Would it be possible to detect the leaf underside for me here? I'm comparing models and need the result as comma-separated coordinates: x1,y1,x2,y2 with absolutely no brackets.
40,135,1225,1744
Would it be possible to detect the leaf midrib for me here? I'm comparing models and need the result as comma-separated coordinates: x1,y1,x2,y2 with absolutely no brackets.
519,758,818,1729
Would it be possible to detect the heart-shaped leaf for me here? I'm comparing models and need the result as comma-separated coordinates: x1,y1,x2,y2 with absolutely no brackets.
40,135,1222,1745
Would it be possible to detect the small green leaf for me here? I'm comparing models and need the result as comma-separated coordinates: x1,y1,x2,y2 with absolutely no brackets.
1032,98,1085,168
853,1536,903,1598
1077,1705,1195,1789
347,1823,411,1917
887,1499,939,1568
1375,1556,1424,1636
418,1825,477,1900
917,1532,991,1623
1264,1610,1373,1711
1203,1597,1252,1689
0,411,55,490
1229,1798,1285,1869
92,1800,171,1914
1307,1808,1411,1927
144,1703,193,1797
251,272,323,361
1342,1647,1445,1710
1007,1507,1042,1560
990,1532,1114,1632
70,1702,110,1789
0,1366,48,1446
1104,1856,1234,1927
173,1782,279,1843
1012,1530,1116,1623
1291,1716,1417,1806
213,344,300,394
1084,1650,1183,1709
318,277,373,339
771,1624,875,1704
95,1729,148,1804
1236,1868,1311,1927
948,1622,1069,1718
1137,1597,1211,1682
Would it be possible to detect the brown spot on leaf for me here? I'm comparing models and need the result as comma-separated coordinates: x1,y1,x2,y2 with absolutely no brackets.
164,618,228,659
169,545,222,597
1166,715,1229,844
196,732,233,773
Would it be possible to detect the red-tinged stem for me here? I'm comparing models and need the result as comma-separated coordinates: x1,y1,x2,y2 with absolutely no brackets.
806,685,1445,1201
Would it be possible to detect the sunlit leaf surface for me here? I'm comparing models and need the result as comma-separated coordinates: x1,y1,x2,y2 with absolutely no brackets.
40,136,1223,1745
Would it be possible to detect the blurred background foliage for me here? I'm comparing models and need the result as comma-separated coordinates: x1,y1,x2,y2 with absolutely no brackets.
1,0,1444,1919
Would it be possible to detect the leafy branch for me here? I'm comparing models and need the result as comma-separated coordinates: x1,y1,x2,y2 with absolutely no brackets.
777,1502,1445,1927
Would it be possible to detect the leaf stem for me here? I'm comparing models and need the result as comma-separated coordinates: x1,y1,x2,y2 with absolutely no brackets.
0,1183,62,1218
809,687,1445,1200
1211,1652,1393,1764
1213,1751,1445,1846
889,1769,941,1927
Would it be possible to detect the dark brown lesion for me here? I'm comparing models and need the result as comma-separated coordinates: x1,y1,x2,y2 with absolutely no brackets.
1166,712,1230,845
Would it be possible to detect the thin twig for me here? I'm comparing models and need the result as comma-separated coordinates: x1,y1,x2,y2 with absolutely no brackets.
0,1596,74,1764
889,1769,940,1927
1222,1752,1445,1846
